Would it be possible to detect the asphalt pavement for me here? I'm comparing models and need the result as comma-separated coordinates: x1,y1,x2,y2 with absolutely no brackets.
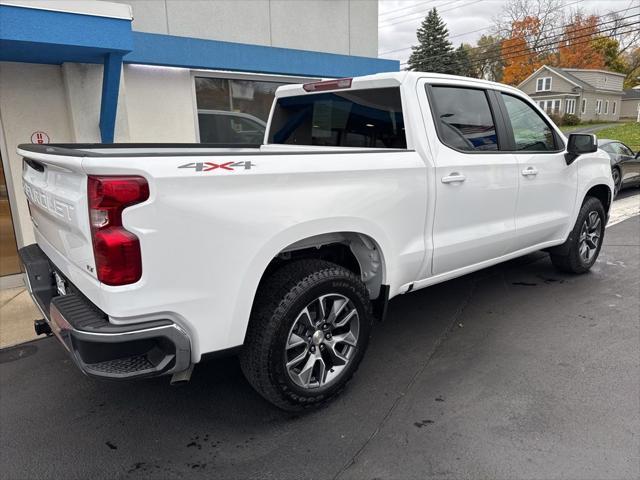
1,216,638,480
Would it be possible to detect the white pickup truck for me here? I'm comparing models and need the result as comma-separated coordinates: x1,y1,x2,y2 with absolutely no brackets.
19,72,613,411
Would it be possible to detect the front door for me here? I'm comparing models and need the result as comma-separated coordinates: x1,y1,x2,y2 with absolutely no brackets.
427,85,519,275
498,93,577,248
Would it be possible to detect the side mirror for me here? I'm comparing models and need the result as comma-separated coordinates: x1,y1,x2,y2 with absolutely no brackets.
565,133,598,165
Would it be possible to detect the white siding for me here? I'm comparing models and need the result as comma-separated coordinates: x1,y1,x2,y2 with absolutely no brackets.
564,70,624,92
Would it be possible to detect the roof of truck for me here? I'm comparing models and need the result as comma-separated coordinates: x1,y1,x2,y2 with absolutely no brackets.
276,71,524,98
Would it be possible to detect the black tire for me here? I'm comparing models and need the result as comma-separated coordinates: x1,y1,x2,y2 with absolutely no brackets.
550,196,606,274
612,167,621,198
240,259,373,411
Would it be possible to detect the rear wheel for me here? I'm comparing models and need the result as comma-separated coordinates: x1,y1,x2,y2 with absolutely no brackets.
240,259,372,411
550,196,605,274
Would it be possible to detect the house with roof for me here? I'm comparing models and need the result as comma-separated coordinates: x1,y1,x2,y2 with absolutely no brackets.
518,65,625,121
620,88,640,121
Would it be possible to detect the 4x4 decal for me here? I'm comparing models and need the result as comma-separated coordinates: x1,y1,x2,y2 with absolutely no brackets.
178,161,255,172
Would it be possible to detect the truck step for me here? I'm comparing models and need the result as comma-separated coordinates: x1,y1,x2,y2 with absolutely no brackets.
83,354,155,376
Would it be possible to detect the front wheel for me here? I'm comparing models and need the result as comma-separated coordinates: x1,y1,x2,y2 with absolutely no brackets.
240,259,373,411
550,196,605,274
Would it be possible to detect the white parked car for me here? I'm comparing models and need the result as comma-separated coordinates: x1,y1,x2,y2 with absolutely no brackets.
19,72,613,411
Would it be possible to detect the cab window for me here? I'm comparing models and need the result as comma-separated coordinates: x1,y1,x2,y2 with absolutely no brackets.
429,86,499,151
501,93,558,151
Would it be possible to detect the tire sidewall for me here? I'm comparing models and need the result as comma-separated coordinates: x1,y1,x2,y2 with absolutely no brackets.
573,198,606,270
268,274,372,404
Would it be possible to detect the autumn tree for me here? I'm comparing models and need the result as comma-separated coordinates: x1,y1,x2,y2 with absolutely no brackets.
495,0,566,54
557,13,605,69
407,8,456,74
502,16,542,85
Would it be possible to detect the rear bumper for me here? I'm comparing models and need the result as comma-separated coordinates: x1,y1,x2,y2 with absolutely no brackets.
19,244,191,380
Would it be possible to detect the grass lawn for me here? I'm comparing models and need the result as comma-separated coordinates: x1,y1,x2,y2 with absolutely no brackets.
596,122,640,151
558,121,616,133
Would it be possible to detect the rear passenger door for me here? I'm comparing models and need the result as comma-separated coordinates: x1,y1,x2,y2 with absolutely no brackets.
496,93,577,248
424,83,519,275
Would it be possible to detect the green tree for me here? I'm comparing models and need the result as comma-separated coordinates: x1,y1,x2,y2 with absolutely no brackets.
591,36,628,74
454,44,475,77
407,8,456,74
472,35,504,82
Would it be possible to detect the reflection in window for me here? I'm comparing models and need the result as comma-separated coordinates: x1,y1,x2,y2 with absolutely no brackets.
195,77,287,144
269,88,406,148
501,94,556,151
430,86,498,151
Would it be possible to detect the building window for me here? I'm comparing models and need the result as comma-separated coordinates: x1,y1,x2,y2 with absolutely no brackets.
538,99,561,114
612,101,616,115
595,99,602,114
581,98,587,114
565,98,576,115
604,100,609,115
536,77,552,92
195,76,292,144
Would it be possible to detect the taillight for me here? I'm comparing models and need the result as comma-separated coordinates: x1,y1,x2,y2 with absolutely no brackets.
88,176,149,286
302,78,352,92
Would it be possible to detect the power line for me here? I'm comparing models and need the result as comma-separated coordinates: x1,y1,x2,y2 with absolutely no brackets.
405,21,640,71
379,0,588,55
379,0,483,28
399,23,639,70
398,18,639,71
379,0,451,19
382,7,639,62
474,20,639,68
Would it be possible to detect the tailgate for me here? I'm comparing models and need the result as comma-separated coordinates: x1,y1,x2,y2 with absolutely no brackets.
20,149,96,280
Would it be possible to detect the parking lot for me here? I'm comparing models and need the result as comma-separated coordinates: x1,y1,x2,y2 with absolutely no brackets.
1,210,638,480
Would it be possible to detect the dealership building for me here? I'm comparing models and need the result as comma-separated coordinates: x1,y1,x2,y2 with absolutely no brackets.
0,0,397,287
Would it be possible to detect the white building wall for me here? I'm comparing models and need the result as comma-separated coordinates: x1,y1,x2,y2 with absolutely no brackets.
123,65,197,142
114,0,378,57
0,62,74,245
62,63,130,143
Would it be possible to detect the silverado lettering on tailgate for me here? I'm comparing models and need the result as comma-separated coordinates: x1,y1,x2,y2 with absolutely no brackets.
24,183,75,222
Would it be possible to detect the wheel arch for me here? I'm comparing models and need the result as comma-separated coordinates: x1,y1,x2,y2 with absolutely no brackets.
229,219,391,348
584,183,612,213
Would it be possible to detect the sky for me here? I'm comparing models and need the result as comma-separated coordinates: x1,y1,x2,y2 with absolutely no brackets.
377,0,639,67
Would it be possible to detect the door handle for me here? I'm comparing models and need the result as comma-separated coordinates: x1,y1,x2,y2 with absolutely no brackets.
521,166,538,176
441,172,466,184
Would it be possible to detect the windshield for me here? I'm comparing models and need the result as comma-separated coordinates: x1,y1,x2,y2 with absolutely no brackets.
268,87,407,148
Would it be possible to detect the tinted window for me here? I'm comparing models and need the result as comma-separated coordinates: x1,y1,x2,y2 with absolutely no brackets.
429,86,498,151
600,143,615,155
615,143,634,157
501,93,557,151
269,88,406,148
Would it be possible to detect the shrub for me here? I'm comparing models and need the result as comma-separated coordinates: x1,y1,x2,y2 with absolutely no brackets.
562,114,580,126
548,113,563,126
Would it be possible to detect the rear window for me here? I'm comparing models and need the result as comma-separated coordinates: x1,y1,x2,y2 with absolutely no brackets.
268,87,407,148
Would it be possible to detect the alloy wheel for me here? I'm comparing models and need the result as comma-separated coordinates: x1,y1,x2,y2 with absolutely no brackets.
578,211,602,263
285,294,359,389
